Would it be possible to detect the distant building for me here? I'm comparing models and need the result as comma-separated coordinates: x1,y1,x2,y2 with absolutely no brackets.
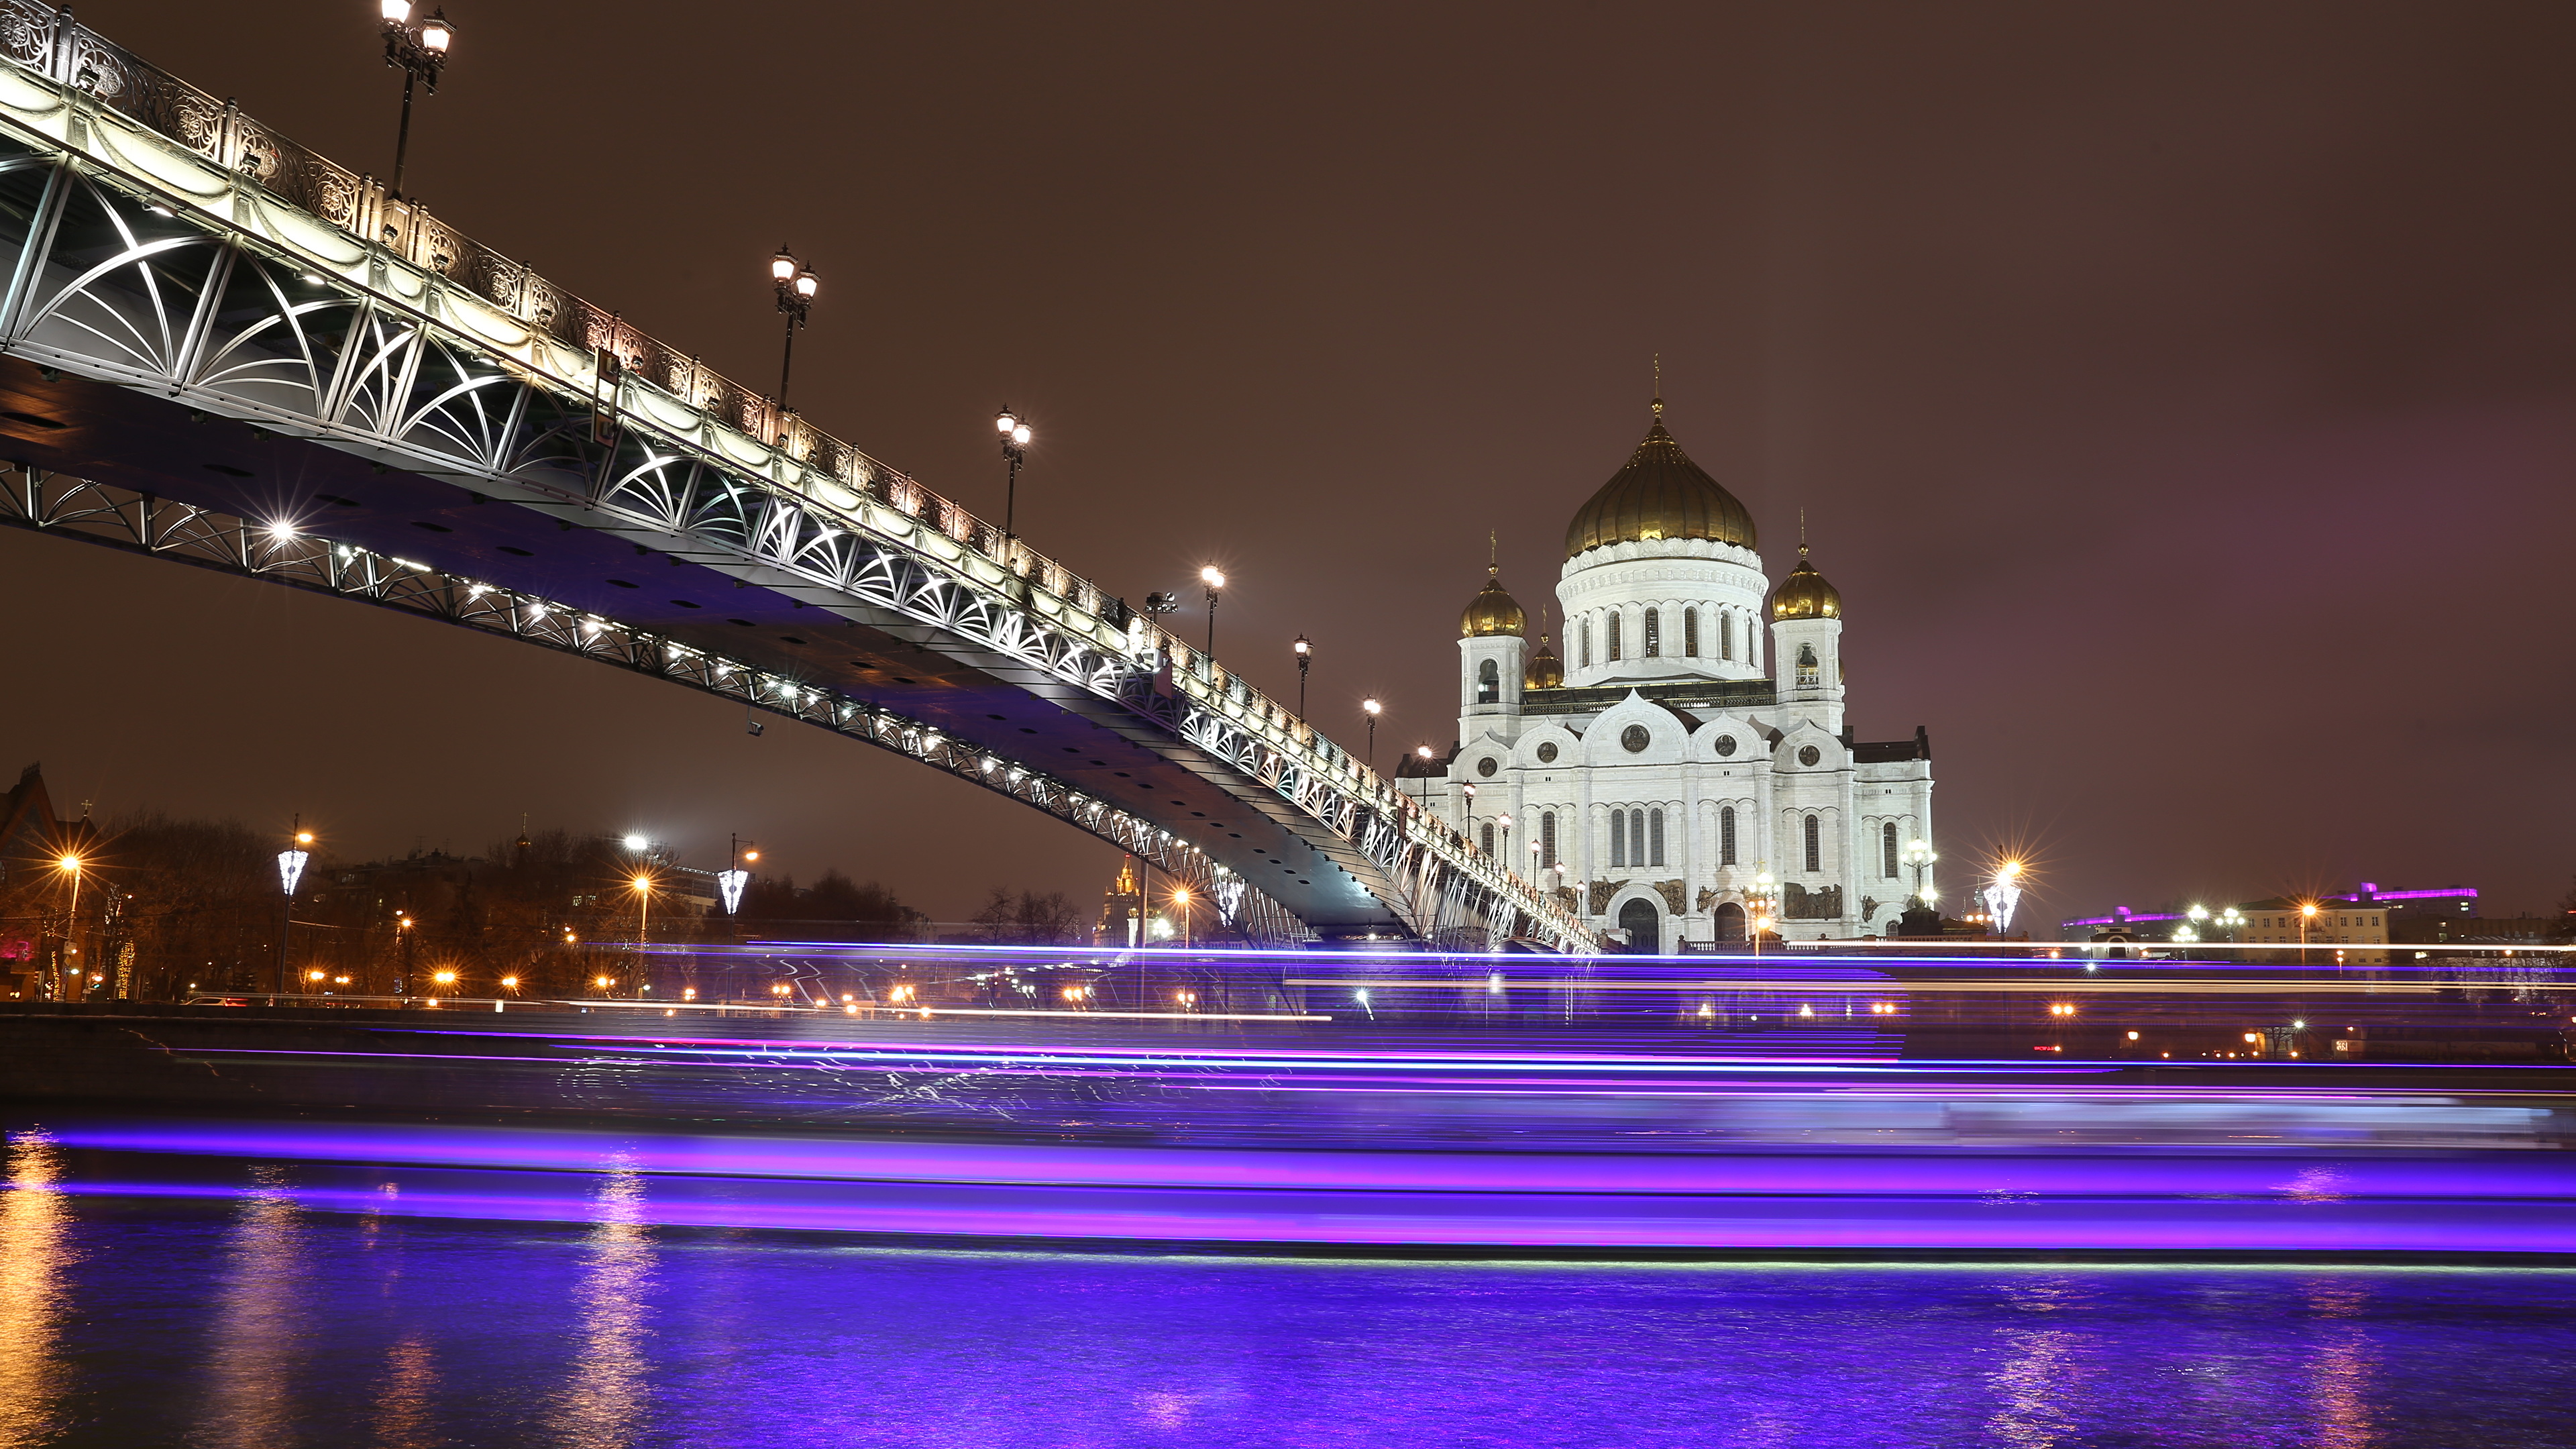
0,763,97,1000
2062,881,2525,961
1093,857,1144,949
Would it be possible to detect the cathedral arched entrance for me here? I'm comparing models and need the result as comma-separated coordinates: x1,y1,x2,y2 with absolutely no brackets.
1617,898,1662,955
1712,901,1746,944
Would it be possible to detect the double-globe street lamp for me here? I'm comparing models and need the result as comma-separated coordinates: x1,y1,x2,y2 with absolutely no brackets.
769,247,820,421
376,1,455,200
996,408,1034,542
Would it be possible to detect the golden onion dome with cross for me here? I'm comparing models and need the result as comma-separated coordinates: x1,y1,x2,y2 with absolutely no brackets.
1769,545,1843,621
1459,568,1527,638
1563,398,1758,559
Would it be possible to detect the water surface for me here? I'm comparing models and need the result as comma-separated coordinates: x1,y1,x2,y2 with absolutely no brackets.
6,1129,2575,1447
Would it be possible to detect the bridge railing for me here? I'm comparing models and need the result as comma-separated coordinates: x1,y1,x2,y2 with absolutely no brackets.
0,3,1591,949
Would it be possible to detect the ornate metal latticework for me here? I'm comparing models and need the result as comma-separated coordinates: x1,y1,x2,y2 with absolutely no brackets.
0,468,1303,943
0,9,1594,951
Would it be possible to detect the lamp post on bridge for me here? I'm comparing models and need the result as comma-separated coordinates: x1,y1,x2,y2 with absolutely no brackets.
376,1,455,201
1415,745,1434,809
995,408,1033,543
769,247,819,423
1293,635,1311,718
1143,592,1180,663
1199,567,1224,655
1362,698,1381,774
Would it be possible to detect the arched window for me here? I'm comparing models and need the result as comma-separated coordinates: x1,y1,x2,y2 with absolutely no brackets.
1480,821,1495,855
1580,619,1593,667
1607,611,1623,661
1541,811,1558,869
1683,608,1699,657
1720,805,1738,865
1721,612,1734,661
1882,822,1899,879
1609,810,1627,868
1803,813,1821,873
1644,608,1661,657
1796,642,1819,687
1649,808,1666,867
1476,657,1499,705
1630,810,1646,867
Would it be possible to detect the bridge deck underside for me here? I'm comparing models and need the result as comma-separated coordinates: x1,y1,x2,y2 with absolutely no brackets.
0,358,1428,933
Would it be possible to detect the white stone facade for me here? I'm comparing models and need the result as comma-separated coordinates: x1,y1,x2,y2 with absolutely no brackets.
1415,415,1937,951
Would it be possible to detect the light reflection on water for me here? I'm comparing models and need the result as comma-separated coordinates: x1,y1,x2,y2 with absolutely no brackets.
198,1165,309,1449
2306,1277,2377,1449
556,1163,656,1449
5,1130,2576,1447
0,1132,72,1449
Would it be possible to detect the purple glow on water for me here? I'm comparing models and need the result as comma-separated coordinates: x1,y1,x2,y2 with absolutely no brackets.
8,1160,2576,1449
22,1118,2576,1254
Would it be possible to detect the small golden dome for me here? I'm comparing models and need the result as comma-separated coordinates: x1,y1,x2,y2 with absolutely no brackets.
1525,636,1563,690
1770,546,1842,621
1564,401,1758,559
1460,570,1527,637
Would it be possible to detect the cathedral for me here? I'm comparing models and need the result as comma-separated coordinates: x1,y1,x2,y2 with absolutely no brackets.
1399,398,1937,951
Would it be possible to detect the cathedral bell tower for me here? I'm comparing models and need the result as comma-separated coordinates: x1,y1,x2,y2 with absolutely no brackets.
1768,544,1845,735
1457,563,1527,744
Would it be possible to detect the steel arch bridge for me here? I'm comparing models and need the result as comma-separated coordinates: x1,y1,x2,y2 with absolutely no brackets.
0,6,1591,951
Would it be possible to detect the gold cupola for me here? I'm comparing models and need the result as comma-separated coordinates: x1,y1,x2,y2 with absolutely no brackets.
1525,635,1563,689
1459,567,1527,638
1770,545,1842,620
1525,602,1563,688
1563,398,1758,559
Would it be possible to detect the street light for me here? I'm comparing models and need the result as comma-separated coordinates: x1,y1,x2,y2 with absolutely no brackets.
55,853,81,1002
718,833,753,919
1362,698,1381,773
770,246,819,419
1169,885,1193,951
276,821,312,997
1750,869,1777,956
2300,900,2319,961
631,873,653,965
1979,859,2023,936
1199,567,1225,655
1902,837,1938,906
1293,635,1312,717
376,1,455,200
1415,745,1434,808
996,407,1033,541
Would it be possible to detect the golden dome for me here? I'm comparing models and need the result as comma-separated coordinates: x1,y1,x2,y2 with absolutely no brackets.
1770,546,1841,620
1525,636,1563,690
1564,402,1758,559
1460,570,1527,637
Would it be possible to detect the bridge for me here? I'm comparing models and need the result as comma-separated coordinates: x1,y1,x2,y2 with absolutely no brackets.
0,7,1589,950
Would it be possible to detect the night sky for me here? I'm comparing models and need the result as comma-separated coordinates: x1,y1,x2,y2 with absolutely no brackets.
3,1,2571,930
